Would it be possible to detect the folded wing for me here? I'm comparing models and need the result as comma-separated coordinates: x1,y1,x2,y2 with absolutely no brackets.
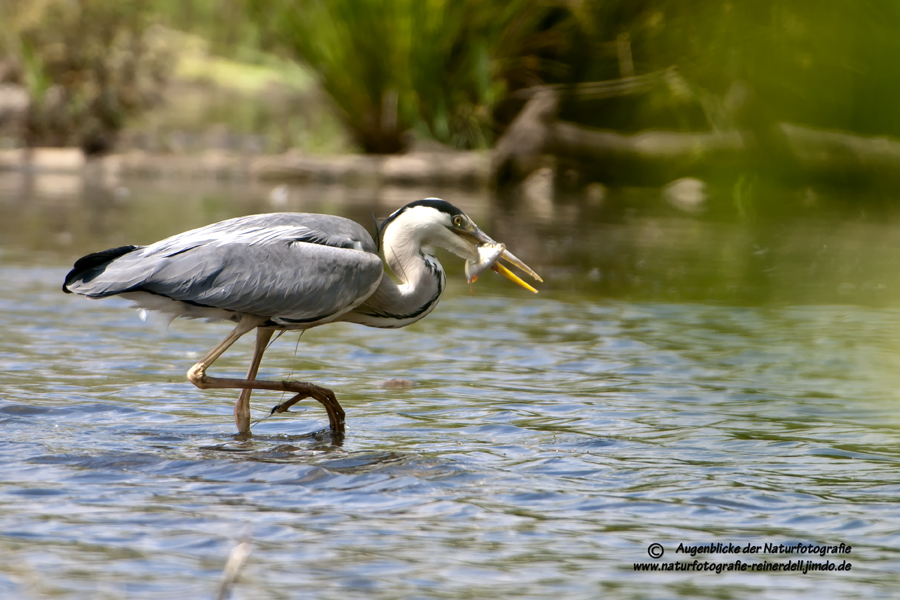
64,213,384,323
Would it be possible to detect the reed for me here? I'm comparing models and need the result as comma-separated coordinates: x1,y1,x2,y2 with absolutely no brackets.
246,0,564,153
1,0,172,152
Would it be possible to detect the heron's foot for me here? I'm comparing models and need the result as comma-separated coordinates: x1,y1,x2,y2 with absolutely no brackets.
271,382,346,435
187,364,211,389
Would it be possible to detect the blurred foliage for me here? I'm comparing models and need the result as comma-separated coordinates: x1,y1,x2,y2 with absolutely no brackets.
120,27,354,155
236,0,900,153
3,0,900,158
0,0,172,152
566,0,900,137
245,0,569,153
146,0,263,63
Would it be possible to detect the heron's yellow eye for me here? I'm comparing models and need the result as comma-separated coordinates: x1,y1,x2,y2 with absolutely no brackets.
453,215,464,227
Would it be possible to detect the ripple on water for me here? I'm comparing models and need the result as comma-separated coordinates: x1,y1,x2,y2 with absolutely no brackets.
2,264,900,598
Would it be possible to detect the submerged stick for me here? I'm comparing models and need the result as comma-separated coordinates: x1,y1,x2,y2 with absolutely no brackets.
216,526,252,600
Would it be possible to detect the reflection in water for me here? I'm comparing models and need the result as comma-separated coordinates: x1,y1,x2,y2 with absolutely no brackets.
6,175,900,309
1,178,900,598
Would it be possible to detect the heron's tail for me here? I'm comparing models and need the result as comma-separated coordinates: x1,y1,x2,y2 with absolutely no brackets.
62,245,139,294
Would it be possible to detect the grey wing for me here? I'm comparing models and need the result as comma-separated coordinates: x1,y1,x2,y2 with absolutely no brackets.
65,213,384,322
147,212,378,255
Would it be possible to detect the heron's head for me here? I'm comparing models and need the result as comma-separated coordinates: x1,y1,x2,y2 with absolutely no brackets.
379,198,542,292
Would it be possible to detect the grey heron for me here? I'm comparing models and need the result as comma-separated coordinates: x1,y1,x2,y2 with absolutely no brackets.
63,198,541,438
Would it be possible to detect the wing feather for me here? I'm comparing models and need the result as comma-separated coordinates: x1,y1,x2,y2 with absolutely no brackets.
65,213,384,322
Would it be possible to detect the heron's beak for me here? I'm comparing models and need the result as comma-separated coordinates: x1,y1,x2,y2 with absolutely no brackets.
454,224,542,293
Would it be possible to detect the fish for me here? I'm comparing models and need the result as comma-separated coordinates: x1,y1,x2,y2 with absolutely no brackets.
465,242,506,284
465,242,539,293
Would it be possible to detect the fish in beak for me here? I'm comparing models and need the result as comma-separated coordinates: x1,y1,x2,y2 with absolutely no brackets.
465,242,505,284
453,222,542,293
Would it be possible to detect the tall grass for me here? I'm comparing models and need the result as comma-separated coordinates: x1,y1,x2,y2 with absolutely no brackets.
570,0,900,137
1,0,171,152
247,0,565,153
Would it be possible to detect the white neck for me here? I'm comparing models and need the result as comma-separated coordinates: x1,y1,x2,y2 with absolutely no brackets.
340,212,447,328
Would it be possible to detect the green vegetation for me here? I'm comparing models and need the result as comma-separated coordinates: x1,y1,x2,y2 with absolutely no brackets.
245,0,566,153
0,0,171,152
3,0,900,164
127,28,351,155
565,1,900,137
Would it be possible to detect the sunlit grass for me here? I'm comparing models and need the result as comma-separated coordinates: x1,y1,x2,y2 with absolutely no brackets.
246,0,563,152
160,28,314,95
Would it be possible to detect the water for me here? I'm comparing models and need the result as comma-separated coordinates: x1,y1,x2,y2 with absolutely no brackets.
2,177,900,599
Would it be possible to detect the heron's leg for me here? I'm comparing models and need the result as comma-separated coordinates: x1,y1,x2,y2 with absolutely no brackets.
270,387,343,422
187,315,264,384
187,317,345,435
234,327,274,435
194,376,345,435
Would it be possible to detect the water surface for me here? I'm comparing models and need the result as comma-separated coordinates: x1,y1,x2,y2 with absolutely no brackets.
1,178,899,599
